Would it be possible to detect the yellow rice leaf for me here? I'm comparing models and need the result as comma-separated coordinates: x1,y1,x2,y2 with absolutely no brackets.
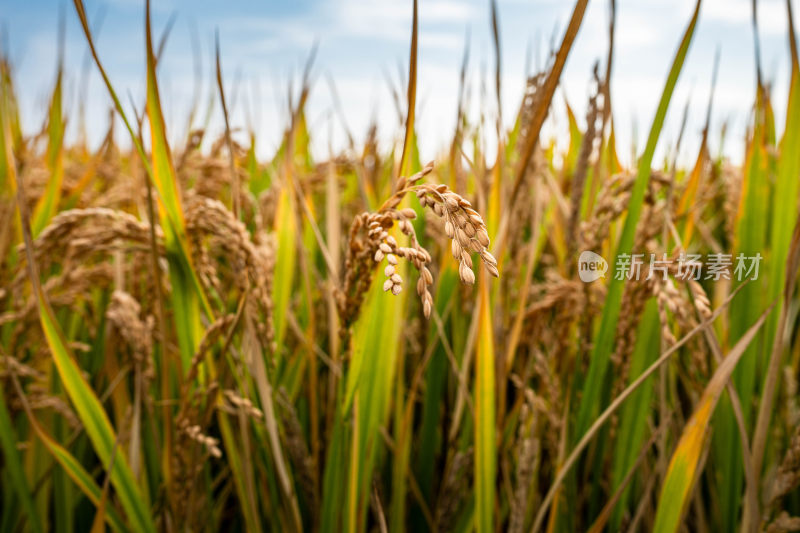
653,305,771,533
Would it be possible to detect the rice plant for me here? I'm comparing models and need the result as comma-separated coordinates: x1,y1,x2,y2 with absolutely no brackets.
2,0,800,531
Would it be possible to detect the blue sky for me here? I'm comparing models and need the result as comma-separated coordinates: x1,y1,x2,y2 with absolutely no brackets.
0,0,797,165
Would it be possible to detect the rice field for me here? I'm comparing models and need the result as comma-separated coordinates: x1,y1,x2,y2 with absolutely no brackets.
2,0,800,531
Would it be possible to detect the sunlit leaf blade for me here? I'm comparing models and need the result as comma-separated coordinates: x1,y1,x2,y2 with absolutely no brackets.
342,267,404,530
15,213,153,531
764,15,800,405
475,273,496,533
25,409,127,533
144,0,210,367
715,79,773,533
653,306,771,533
32,66,65,237
72,0,212,357
8,58,154,530
273,186,297,352
398,0,418,178
0,58,20,261
575,0,702,438
33,289,155,533
751,3,800,493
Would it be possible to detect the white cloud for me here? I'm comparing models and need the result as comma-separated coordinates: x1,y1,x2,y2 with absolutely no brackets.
334,0,476,42
704,0,792,36
615,11,662,48
419,31,464,51
4,0,796,165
